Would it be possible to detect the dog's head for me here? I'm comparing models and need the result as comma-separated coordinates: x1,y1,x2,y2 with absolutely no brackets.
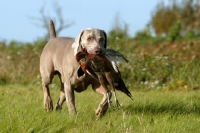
72,28,107,56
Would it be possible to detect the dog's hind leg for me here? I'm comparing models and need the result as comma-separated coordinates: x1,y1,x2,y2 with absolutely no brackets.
41,76,53,112
40,50,55,112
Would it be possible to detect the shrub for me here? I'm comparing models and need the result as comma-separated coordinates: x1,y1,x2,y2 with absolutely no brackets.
167,21,181,41
0,41,42,85
107,24,129,50
185,30,196,39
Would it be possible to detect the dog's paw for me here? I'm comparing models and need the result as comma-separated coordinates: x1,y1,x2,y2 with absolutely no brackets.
55,103,62,110
44,96,53,112
95,103,108,117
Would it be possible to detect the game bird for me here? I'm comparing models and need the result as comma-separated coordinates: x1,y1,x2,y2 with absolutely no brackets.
76,48,132,107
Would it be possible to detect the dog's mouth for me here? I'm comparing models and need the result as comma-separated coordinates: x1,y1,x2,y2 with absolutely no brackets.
87,48,101,55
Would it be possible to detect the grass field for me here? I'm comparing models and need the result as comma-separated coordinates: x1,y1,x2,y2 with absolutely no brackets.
0,84,200,133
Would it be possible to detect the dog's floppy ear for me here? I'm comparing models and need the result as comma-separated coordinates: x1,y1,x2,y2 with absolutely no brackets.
72,30,84,55
101,30,107,48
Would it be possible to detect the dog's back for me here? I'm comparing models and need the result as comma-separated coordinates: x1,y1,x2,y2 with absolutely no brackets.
40,20,75,85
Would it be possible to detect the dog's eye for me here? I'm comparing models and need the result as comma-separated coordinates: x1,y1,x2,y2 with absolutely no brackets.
87,37,93,41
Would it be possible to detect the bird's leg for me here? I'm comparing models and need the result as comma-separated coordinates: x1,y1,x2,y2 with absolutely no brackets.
95,72,113,107
113,91,121,107
105,72,120,107
107,91,113,107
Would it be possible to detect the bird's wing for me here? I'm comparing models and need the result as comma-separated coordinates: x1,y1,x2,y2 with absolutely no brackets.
86,69,99,82
103,49,130,63
111,61,119,73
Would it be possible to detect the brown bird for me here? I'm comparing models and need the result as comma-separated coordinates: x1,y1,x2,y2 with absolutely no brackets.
76,48,132,107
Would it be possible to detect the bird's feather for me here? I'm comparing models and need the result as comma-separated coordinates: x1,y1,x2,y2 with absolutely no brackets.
101,48,130,72
102,49,130,63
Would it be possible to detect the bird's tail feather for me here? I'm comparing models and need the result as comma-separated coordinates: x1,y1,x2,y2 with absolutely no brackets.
115,78,133,99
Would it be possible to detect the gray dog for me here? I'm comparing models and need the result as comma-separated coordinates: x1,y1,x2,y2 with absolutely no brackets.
40,20,110,117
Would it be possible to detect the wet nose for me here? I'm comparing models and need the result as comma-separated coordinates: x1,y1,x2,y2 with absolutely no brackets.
94,47,101,54
95,50,100,54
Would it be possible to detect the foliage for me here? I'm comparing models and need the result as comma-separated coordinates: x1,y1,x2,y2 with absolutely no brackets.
1,38,200,91
185,30,196,39
151,1,178,36
167,21,181,41
33,37,48,50
0,41,42,85
116,40,200,91
134,25,151,40
151,0,200,38
0,85,200,133
107,23,130,50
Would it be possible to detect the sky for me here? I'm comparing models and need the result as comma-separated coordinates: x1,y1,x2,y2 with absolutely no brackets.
0,0,169,42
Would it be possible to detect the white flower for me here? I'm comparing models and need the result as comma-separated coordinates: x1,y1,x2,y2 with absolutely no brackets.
142,68,147,71
154,80,159,85
7,55,11,60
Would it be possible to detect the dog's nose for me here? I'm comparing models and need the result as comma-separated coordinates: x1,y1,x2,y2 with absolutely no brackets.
95,50,100,54
95,49,101,54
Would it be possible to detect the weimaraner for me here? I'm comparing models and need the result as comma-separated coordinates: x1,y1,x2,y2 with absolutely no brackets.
40,20,109,117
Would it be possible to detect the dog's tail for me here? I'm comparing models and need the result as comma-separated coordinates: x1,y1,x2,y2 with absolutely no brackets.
49,20,56,40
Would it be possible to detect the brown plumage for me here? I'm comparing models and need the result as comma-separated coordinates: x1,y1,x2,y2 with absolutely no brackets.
76,48,132,107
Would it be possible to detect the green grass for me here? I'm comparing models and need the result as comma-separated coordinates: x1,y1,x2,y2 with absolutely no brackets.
0,84,200,133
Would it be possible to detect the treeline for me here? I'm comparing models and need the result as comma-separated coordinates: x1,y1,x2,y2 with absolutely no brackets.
108,0,200,48
151,0,200,41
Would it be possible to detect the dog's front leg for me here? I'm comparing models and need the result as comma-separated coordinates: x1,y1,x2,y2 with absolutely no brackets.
64,82,77,115
55,85,65,110
92,84,111,117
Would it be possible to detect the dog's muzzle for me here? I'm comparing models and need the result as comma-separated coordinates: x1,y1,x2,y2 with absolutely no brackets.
87,47,101,55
